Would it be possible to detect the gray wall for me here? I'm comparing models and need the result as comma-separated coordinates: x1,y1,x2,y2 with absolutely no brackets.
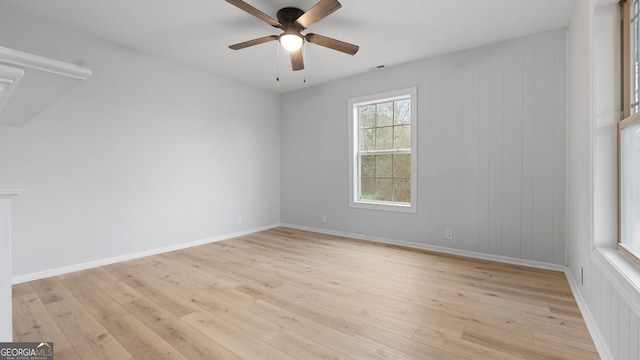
281,30,567,265
0,7,281,278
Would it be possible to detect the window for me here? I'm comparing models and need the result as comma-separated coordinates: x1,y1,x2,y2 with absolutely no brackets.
348,88,417,213
619,0,640,258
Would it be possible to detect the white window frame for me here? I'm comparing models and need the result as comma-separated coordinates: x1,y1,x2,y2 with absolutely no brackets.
348,87,417,213
620,0,640,260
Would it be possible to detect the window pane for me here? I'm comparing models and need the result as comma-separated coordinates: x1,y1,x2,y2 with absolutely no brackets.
376,102,394,127
360,128,376,151
394,125,411,149
360,177,375,200
621,121,640,255
360,155,376,177
393,154,411,178
359,105,376,128
394,99,411,125
393,178,411,203
375,178,393,201
376,155,393,177
376,127,393,150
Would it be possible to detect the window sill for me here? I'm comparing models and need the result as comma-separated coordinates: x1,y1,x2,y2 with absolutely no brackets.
592,247,640,316
349,200,416,214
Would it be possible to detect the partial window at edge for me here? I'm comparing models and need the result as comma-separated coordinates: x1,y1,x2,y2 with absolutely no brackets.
619,0,640,259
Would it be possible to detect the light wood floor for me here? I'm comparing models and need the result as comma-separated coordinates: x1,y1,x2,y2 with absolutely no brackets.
12,227,599,359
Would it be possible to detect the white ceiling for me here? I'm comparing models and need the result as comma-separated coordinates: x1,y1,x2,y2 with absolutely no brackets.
0,0,578,93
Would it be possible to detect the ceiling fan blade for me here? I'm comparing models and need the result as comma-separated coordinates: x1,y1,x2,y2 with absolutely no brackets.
305,33,359,55
295,0,341,29
290,48,304,71
225,0,281,28
229,35,279,50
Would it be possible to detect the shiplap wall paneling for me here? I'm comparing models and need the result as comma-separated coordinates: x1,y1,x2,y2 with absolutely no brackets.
589,264,640,360
501,45,524,260
443,56,464,251
552,32,568,267
477,49,492,255
532,33,560,264
421,59,445,247
630,306,639,360
460,56,482,253
488,50,504,257
520,41,536,262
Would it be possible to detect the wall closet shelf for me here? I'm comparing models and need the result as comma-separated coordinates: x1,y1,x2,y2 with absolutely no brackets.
0,46,91,127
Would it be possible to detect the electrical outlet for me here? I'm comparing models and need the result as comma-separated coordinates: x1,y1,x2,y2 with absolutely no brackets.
581,266,584,285
445,228,453,240
236,216,242,225
322,214,327,223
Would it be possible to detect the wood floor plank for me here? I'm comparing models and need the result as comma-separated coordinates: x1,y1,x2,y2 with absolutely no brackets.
11,282,34,298
83,267,121,288
105,262,201,318
122,298,243,360
157,254,242,289
315,325,413,360
100,280,145,305
356,324,456,360
462,325,588,360
45,298,134,360
12,292,76,355
411,326,527,360
30,277,74,305
274,283,419,338
268,328,356,360
59,274,188,360
53,348,83,360
235,281,364,336
182,310,296,360
12,227,599,360
243,298,325,336
533,331,600,359
434,287,589,331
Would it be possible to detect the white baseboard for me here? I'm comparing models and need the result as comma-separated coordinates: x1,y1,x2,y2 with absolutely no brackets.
564,268,613,360
281,223,566,272
11,223,281,284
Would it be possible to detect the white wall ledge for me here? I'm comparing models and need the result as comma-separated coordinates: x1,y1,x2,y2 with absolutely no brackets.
0,46,91,127
592,247,640,317
0,189,22,198
0,47,90,80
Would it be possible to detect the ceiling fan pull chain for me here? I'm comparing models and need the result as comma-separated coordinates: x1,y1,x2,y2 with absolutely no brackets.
276,42,280,81
303,45,306,83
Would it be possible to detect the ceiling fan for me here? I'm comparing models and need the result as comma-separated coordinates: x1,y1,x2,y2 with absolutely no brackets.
225,0,359,71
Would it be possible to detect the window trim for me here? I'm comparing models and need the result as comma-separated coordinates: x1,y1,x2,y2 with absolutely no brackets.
347,87,417,213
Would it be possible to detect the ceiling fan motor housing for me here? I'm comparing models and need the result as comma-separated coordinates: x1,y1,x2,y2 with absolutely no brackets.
276,7,306,29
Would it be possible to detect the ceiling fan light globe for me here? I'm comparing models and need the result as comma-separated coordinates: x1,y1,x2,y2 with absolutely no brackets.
280,33,303,52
